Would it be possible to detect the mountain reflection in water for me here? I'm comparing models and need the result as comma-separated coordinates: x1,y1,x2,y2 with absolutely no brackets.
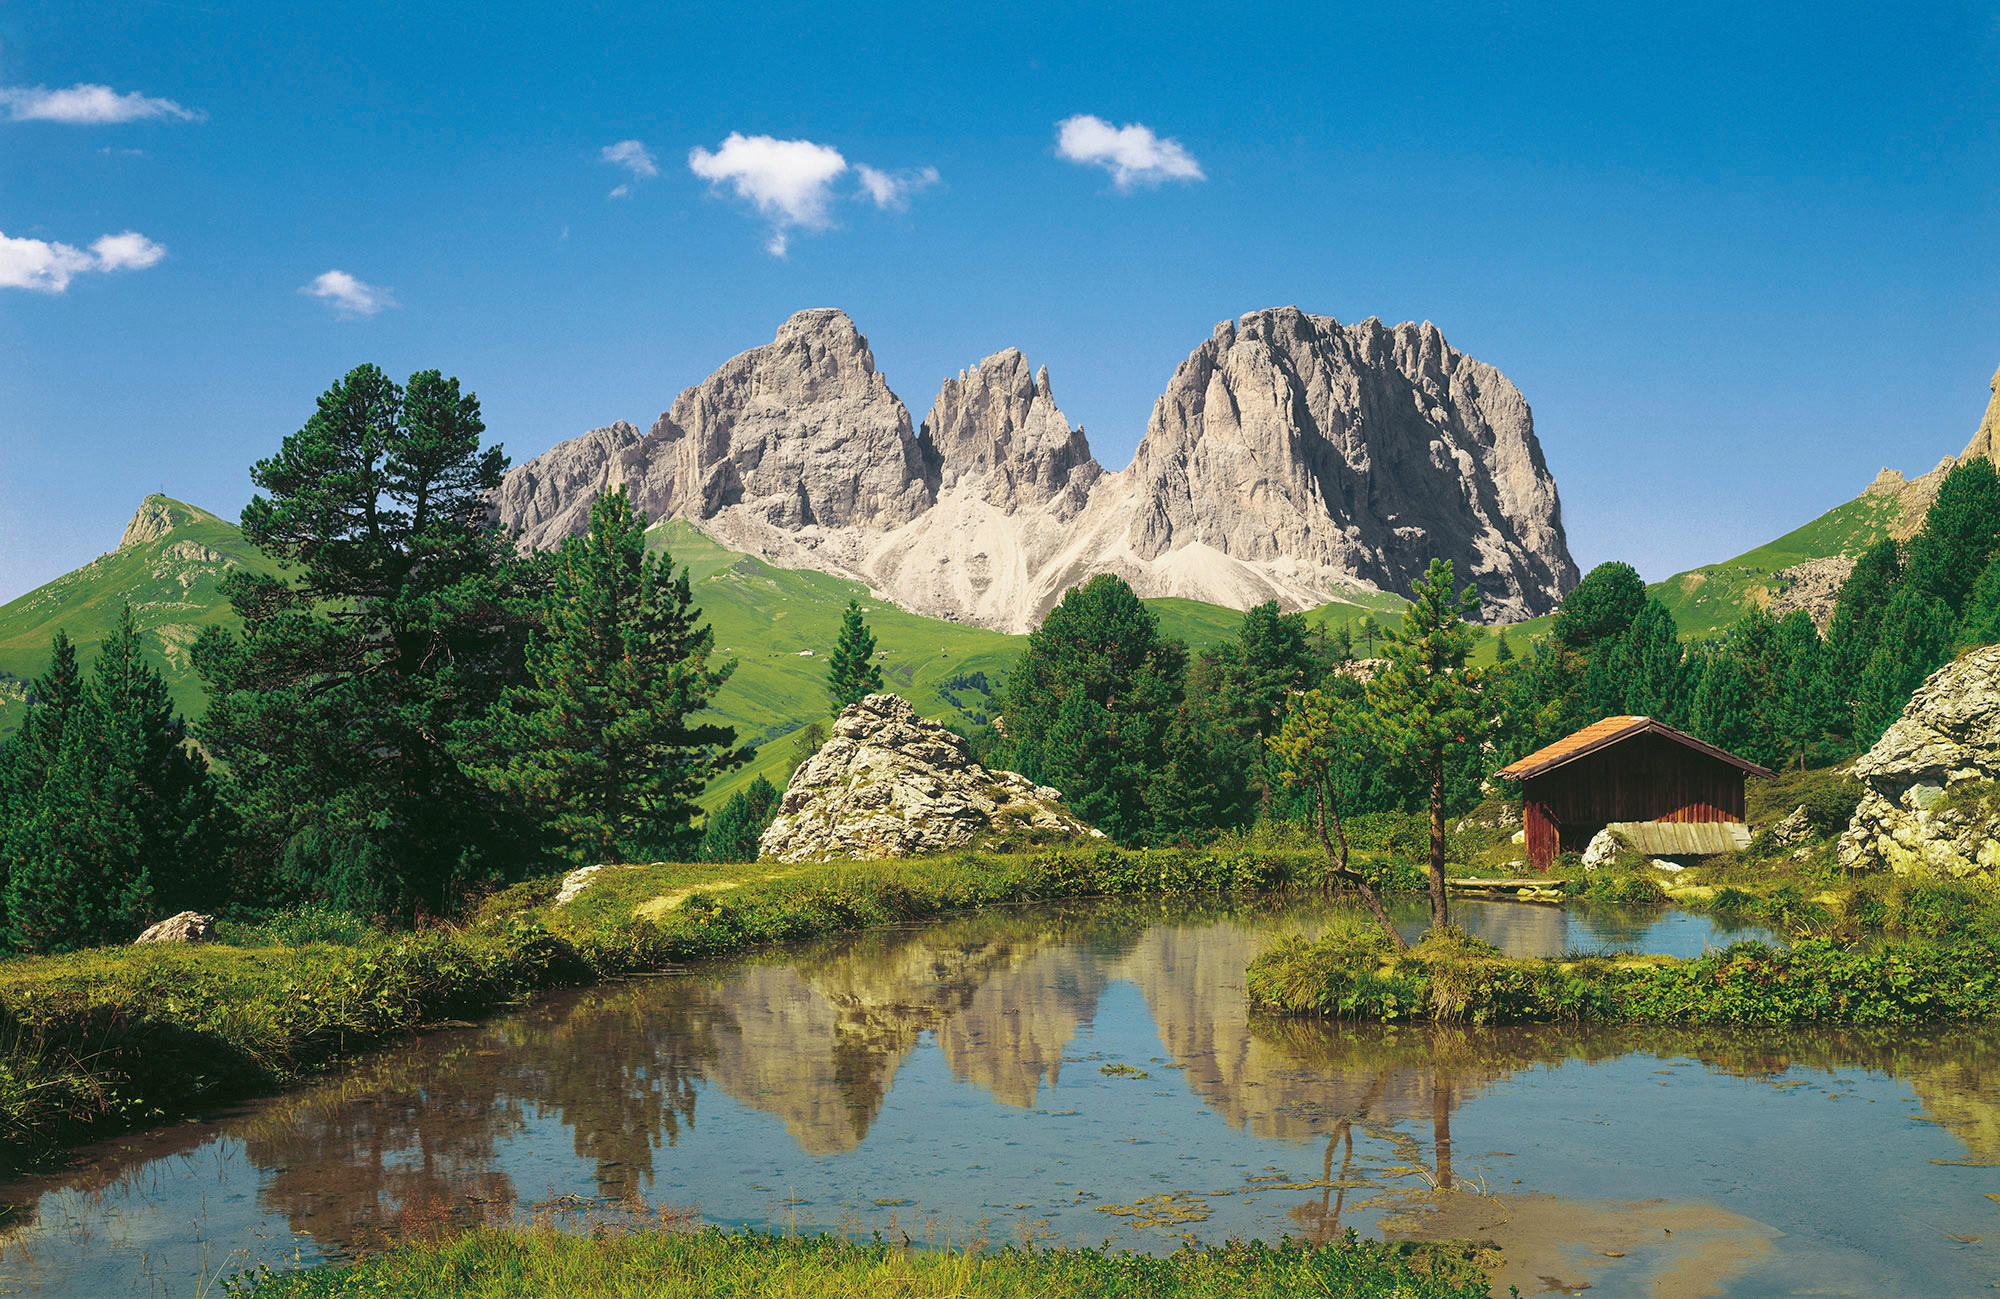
0,896,1994,1299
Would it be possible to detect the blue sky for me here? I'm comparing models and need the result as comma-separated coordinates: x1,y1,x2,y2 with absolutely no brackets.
2,0,1997,602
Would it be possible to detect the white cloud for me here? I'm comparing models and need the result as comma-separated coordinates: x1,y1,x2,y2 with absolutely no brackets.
688,132,850,256
1055,114,1204,190
0,228,166,293
608,183,631,199
855,163,940,211
601,139,658,178
89,231,166,272
0,83,203,125
300,270,396,319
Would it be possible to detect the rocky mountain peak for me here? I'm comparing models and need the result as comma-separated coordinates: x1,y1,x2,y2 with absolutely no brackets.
119,495,212,549
920,348,1101,517
629,307,933,533
1120,307,1575,620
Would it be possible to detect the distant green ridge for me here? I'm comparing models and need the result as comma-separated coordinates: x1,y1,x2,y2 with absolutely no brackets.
1647,491,1899,639
0,496,280,733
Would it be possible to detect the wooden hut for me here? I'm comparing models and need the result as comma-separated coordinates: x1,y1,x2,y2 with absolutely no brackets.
1495,716,1774,870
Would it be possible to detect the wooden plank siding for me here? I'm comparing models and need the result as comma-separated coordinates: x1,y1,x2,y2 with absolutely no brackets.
1517,733,1748,870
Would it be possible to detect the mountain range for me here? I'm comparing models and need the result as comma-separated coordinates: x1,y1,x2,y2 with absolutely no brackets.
493,306,1579,631
5,326,1994,804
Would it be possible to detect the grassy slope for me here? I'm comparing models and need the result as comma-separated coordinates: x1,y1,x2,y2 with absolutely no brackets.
0,496,280,732
1647,492,1898,639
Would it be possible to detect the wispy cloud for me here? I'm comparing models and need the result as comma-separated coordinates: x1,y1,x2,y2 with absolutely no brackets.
0,229,165,293
689,133,939,256
1056,114,1204,190
601,139,657,198
0,83,203,125
300,270,396,319
855,164,940,212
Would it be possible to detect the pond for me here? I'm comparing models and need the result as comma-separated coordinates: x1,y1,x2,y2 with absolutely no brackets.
0,896,1993,1298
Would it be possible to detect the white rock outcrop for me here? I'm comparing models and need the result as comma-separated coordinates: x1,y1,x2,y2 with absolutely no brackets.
759,694,1103,863
493,307,1578,631
133,911,219,944
1839,645,2000,879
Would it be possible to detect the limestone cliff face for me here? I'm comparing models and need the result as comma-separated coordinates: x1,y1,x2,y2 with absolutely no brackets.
492,306,1580,628
1840,644,2000,879
630,308,934,533
491,422,645,553
921,349,1101,518
1117,309,1575,621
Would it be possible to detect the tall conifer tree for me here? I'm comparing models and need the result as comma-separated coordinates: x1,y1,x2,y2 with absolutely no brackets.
487,488,744,864
825,601,883,712
1362,560,1482,934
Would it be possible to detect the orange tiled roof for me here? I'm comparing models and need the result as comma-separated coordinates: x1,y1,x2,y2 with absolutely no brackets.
1495,715,1774,781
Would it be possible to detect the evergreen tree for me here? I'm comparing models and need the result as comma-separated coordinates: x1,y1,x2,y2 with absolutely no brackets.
1685,649,1761,762
1616,600,1686,722
1852,587,1954,745
485,489,745,864
1958,550,2000,648
194,365,543,915
787,720,829,781
1003,574,1186,843
1,612,221,951
1552,562,1646,651
1333,623,1356,662
1148,652,1259,839
1769,611,1834,769
1362,560,1483,934
1905,457,2000,615
1493,629,1514,663
826,600,883,712
1269,688,1407,950
699,776,781,863
1821,538,1903,742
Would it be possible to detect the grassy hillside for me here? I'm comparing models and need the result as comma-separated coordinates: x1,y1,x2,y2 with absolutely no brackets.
0,497,281,733
1648,491,1897,638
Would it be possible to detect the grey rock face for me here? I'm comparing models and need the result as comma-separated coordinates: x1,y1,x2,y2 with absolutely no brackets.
133,911,219,944
119,496,211,549
1120,308,1576,621
492,305,1580,628
1839,645,2000,879
759,693,1103,863
629,308,934,532
492,421,645,552
921,349,1101,517
1769,555,1858,633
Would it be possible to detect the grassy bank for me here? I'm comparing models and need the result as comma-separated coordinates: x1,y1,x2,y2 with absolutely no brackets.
228,1225,1490,1299
1246,919,2000,1024
0,835,1417,1172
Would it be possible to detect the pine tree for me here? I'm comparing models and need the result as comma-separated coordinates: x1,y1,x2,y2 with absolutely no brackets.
1958,550,2000,648
1269,688,1407,950
1769,611,1833,769
1362,560,1483,934
699,777,781,863
1686,649,1760,761
1853,587,1954,745
1493,629,1514,663
1003,574,1186,843
1905,457,2000,615
487,489,744,864
194,365,543,915
1,611,221,951
1821,538,1903,744
825,600,883,713
1553,562,1646,651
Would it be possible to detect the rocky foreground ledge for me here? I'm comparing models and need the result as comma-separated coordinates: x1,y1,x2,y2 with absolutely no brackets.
1841,643,2000,878
759,693,1102,863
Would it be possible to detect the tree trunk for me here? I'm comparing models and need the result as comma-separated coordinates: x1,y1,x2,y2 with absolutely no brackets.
1317,786,1407,951
1427,762,1450,933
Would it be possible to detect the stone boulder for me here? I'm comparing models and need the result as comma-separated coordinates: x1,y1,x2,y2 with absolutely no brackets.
1768,806,1813,849
759,693,1103,863
134,911,219,944
1839,645,2000,878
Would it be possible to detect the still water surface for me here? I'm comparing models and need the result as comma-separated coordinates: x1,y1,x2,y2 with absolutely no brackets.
0,896,1994,1298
